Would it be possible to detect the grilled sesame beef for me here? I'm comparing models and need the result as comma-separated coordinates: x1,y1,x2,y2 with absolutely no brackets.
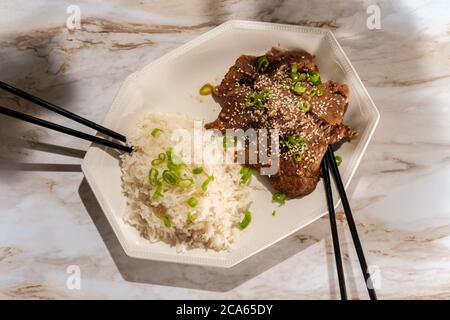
205,47,357,198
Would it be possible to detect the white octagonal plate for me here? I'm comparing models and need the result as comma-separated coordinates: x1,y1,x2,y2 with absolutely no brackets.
82,20,379,268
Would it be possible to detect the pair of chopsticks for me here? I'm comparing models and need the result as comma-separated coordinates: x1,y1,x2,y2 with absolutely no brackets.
0,81,132,153
1,81,375,299
321,145,377,300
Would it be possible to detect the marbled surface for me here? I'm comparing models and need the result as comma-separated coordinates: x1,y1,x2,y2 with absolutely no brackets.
0,0,449,299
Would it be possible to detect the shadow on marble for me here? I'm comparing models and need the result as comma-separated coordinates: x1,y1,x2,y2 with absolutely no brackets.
0,23,78,179
0,139,85,173
78,178,337,292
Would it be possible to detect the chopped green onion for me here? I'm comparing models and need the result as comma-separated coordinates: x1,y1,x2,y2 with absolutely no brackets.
166,148,183,164
245,89,271,108
239,166,252,184
272,192,287,205
308,70,321,85
316,88,324,97
290,63,298,74
201,176,214,192
222,135,237,149
291,82,306,94
257,56,269,72
187,211,197,222
168,161,186,175
151,152,166,166
151,159,163,166
166,148,186,175
151,128,162,137
306,88,316,97
199,83,214,96
161,215,171,228
335,155,343,166
299,73,307,81
290,63,299,81
148,168,158,185
151,180,164,200
293,152,303,163
281,133,306,151
289,134,304,146
239,210,252,229
179,177,194,188
272,210,277,216
162,170,179,185
187,197,198,207
192,167,204,175
298,100,311,113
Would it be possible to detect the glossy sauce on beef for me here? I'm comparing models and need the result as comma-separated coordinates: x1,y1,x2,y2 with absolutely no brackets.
206,47,357,198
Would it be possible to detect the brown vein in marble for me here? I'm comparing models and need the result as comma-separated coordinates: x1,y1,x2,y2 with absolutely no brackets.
111,40,155,50
379,157,419,174
2,284,58,300
0,246,21,262
368,74,450,87
265,17,339,29
0,282,102,300
81,18,216,34
0,18,217,77
294,234,321,244
295,19,338,29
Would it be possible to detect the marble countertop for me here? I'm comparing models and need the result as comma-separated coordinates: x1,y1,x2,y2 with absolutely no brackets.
0,0,449,299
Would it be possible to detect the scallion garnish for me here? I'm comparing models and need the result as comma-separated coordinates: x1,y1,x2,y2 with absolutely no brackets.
148,168,158,185
316,88,324,97
151,128,162,137
151,180,164,200
291,82,306,94
290,63,298,74
299,72,307,81
280,133,306,151
187,211,197,222
179,178,194,188
151,152,166,166
272,210,277,216
162,170,179,185
290,63,299,81
166,148,186,175
239,166,252,184
308,70,321,85
245,89,271,108
335,155,343,166
192,167,204,175
298,100,310,113
187,197,198,207
239,210,252,229
161,215,171,228
293,152,303,163
272,192,287,205
222,135,237,149
257,56,269,72
201,176,214,192
199,83,214,96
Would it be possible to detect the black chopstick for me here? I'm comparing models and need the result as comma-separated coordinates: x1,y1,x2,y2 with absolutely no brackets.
325,145,378,300
0,81,127,143
321,157,348,300
0,105,133,153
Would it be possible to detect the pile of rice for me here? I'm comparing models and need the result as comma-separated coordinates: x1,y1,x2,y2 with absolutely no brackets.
120,112,252,251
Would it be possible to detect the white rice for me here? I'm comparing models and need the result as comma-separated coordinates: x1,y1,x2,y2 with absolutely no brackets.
120,112,252,252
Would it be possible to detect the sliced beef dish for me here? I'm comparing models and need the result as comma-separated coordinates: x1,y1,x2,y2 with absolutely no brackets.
205,47,357,198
